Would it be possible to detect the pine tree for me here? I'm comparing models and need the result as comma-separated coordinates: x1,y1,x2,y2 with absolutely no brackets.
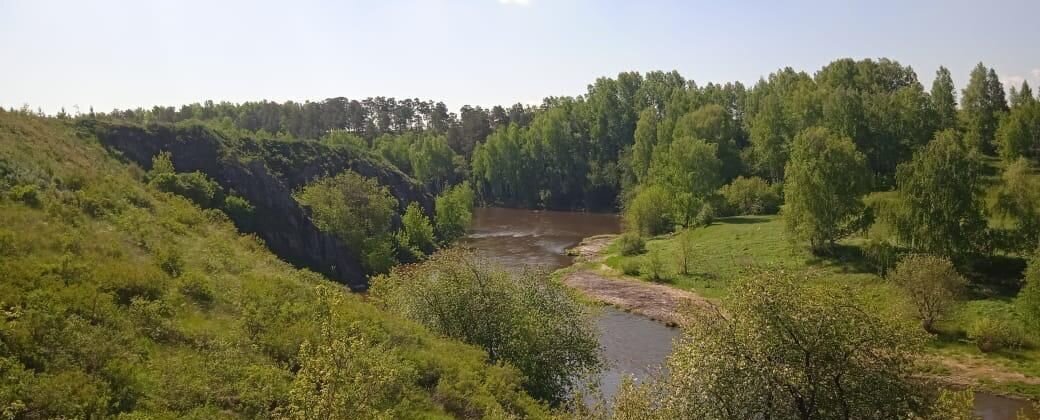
930,66,958,131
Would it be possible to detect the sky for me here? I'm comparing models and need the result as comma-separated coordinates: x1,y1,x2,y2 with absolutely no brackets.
2,0,1039,114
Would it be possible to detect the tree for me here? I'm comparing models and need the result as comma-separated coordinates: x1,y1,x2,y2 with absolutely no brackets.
748,95,790,182
992,158,1040,252
623,184,672,236
648,137,723,227
370,250,602,405
630,108,659,184
961,63,1006,153
719,176,780,215
890,255,967,333
997,99,1040,162
888,130,987,261
930,66,958,131
293,170,398,273
609,270,927,420
1018,247,1040,330
1009,81,1036,109
433,182,474,243
783,127,870,253
397,202,436,260
676,229,696,275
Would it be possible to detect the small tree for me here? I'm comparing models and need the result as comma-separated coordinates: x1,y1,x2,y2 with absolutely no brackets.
433,182,474,243
889,255,966,333
719,176,780,215
398,202,436,259
624,184,671,236
676,229,696,275
1018,247,1040,330
783,127,870,253
642,249,667,282
610,270,927,419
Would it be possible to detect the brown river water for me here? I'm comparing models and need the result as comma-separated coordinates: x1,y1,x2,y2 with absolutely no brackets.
463,207,1036,419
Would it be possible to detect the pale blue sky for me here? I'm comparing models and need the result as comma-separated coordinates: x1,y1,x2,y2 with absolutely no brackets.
2,0,1039,114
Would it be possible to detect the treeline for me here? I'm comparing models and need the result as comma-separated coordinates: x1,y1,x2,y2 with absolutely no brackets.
97,96,535,156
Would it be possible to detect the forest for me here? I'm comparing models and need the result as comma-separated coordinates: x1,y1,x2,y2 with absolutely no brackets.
3,56,1040,419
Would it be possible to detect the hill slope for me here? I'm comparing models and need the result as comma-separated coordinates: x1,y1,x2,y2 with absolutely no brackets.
0,113,547,419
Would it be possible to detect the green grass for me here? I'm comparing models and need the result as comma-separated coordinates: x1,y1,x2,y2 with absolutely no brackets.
0,113,549,419
601,215,1040,399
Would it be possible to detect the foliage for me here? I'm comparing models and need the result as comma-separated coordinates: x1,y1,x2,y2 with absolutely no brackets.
397,202,436,260
719,176,780,215
433,181,474,243
615,232,646,256
641,249,668,282
221,194,255,229
890,255,967,333
675,229,695,275
623,184,671,236
997,99,1040,162
648,137,723,226
293,170,398,273
370,250,602,405
961,63,1009,153
783,126,870,253
608,270,927,419
1018,247,1040,330
0,113,550,419
968,317,1023,353
993,158,1040,252
888,130,987,262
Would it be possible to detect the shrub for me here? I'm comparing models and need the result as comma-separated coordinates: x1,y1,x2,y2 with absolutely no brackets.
434,182,474,243
642,250,668,282
863,237,899,276
616,232,646,256
967,317,1025,353
177,273,215,307
1017,247,1040,330
9,184,41,207
620,258,642,276
222,194,255,229
370,250,602,405
889,255,966,333
399,202,436,258
624,184,671,236
720,176,780,215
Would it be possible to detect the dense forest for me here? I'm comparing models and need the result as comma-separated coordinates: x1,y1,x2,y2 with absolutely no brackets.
4,56,1040,419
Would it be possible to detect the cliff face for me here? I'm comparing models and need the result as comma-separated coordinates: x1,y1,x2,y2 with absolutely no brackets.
94,122,432,291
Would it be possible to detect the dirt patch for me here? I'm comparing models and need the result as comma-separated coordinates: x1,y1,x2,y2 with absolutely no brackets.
567,234,617,263
562,269,711,327
930,355,1040,387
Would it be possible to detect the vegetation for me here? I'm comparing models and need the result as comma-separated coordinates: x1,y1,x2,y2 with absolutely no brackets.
370,250,602,405
782,127,870,254
889,255,967,333
0,113,549,419
397,202,436,261
719,175,780,215
293,170,399,273
606,271,929,420
433,181,475,244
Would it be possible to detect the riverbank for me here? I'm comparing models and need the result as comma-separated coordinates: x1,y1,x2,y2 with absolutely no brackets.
559,221,1040,409
560,234,711,327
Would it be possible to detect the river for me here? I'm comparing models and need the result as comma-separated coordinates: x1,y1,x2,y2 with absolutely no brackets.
463,207,1036,419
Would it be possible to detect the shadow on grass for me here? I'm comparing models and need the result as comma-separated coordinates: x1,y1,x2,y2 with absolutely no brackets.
716,216,772,225
804,243,877,275
964,254,1028,299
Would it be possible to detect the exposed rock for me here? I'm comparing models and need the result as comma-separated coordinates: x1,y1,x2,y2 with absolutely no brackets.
94,122,432,291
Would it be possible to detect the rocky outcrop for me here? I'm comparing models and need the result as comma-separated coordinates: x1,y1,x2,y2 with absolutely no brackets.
94,122,432,291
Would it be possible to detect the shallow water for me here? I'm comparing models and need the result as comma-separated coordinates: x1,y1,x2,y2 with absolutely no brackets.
465,207,1036,419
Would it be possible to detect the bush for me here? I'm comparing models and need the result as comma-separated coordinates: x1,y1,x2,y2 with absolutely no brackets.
863,237,899,276
370,250,602,405
399,202,436,258
1017,247,1040,330
434,182,474,243
177,273,215,307
642,250,668,282
9,184,41,207
620,258,642,276
624,184,671,236
616,232,646,256
967,317,1023,353
222,194,255,229
720,176,780,215
889,255,965,333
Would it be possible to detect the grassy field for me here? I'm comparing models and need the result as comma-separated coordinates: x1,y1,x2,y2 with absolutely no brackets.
601,215,1040,399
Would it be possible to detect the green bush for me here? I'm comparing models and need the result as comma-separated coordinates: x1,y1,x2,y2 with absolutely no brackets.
177,273,215,307
399,202,436,258
9,184,41,207
967,317,1024,353
624,184,672,236
222,194,254,228
1018,247,1040,330
719,176,780,215
642,249,668,282
434,182,474,243
617,232,646,256
620,258,642,276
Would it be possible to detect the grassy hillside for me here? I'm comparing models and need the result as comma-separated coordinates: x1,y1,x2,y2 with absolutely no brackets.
0,113,548,419
602,215,1040,398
